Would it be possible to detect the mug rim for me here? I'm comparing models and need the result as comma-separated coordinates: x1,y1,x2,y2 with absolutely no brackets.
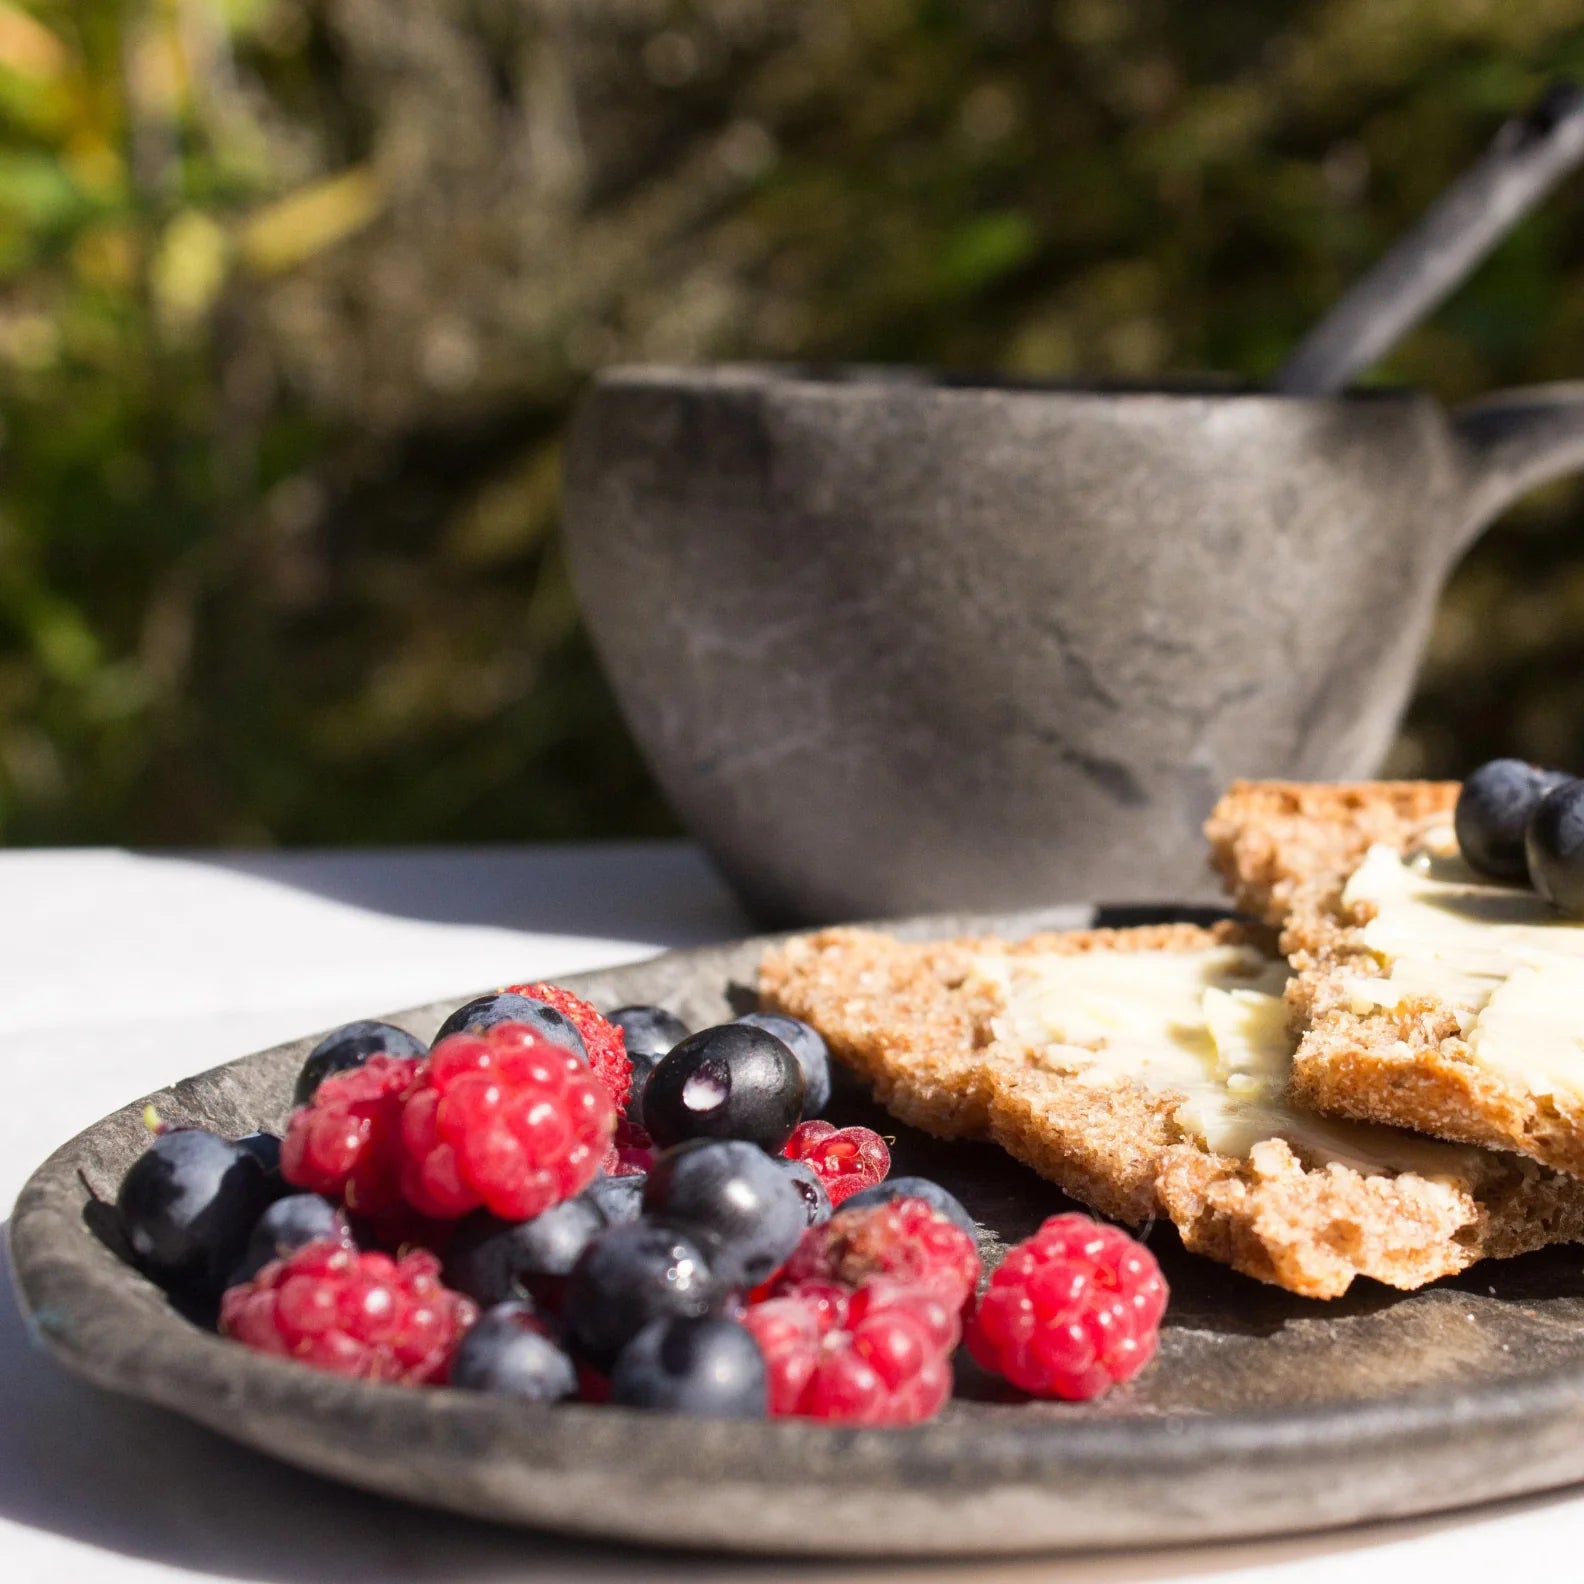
590,361,1432,405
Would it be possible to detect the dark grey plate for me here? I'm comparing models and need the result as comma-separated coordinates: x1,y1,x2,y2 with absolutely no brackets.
11,905,1584,1558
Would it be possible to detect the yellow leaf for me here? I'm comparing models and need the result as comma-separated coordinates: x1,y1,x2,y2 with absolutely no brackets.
238,165,383,276
153,210,230,330
0,4,67,80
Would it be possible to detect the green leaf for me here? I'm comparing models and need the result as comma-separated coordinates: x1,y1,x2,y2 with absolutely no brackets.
933,211,1037,299
0,149,84,228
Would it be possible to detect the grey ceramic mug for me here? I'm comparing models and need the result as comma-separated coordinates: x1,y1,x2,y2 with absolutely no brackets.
564,365,1584,926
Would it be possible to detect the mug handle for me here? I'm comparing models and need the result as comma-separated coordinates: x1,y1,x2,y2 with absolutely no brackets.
1454,382,1584,549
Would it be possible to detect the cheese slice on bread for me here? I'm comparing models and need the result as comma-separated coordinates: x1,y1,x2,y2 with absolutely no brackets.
1210,779,1584,1180
758,918,1584,1298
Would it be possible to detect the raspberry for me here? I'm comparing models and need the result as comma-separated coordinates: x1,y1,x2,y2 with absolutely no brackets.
221,1240,477,1384
741,1297,819,1413
280,1055,421,1217
782,1120,890,1206
398,1023,614,1221
965,1212,1167,1401
742,1279,955,1424
507,981,632,1114
772,1196,981,1310
600,1117,655,1178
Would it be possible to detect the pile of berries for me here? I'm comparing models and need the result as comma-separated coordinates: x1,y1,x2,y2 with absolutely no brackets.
116,984,1169,1421
1456,759,1584,914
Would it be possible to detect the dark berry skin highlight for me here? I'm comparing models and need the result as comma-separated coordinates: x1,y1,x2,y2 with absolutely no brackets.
563,1222,725,1370
1455,760,1569,883
434,993,587,1059
609,1316,768,1417
643,1024,805,1152
643,1139,807,1287
294,1020,429,1104
736,1011,832,1116
1526,777,1584,916
117,1127,278,1298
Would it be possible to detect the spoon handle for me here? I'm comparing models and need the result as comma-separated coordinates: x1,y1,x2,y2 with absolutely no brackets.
1272,82,1584,396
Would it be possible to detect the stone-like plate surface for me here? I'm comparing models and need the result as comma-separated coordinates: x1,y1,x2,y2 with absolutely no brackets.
12,905,1584,1556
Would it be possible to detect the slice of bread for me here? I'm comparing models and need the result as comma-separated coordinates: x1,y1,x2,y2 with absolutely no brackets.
758,921,1584,1299
755,920,1236,1144
1205,778,1460,928
1208,779,1584,1180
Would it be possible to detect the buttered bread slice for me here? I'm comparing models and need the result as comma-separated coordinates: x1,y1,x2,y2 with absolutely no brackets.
1205,778,1461,928
758,922,1584,1298
1210,780,1584,1180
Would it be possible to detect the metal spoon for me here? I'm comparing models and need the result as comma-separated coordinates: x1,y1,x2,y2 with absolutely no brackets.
1273,81,1584,396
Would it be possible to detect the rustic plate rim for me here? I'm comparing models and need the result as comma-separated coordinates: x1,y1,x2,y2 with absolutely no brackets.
12,902,1584,1555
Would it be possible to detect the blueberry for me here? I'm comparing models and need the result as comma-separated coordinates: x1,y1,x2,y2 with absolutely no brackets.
735,1012,831,1116
564,1222,724,1369
778,1158,832,1226
228,1193,349,1287
607,1007,690,1126
581,1172,647,1225
234,1132,288,1202
445,1197,605,1309
117,1128,277,1296
839,1176,976,1240
1526,778,1584,916
619,1063,655,1127
643,1024,805,1152
294,1020,428,1104
434,992,586,1060
1456,760,1570,883
450,1301,577,1403
609,1316,767,1417
608,1005,690,1060
643,1140,806,1287
235,1131,282,1175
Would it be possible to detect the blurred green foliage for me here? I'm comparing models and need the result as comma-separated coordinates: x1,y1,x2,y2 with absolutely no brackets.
3,0,1584,847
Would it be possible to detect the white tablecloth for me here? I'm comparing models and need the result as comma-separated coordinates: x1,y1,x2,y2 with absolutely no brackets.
3,843,1580,1583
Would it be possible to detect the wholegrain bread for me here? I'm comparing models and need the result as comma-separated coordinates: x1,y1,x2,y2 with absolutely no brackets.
756,921,1238,1143
758,921,1584,1298
1205,778,1459,929
1208,779,1584,1180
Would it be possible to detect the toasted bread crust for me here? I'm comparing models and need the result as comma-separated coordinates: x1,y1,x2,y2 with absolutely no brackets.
1208,778,1584,1179
757,922,1584,1298
1205,779,1459,926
